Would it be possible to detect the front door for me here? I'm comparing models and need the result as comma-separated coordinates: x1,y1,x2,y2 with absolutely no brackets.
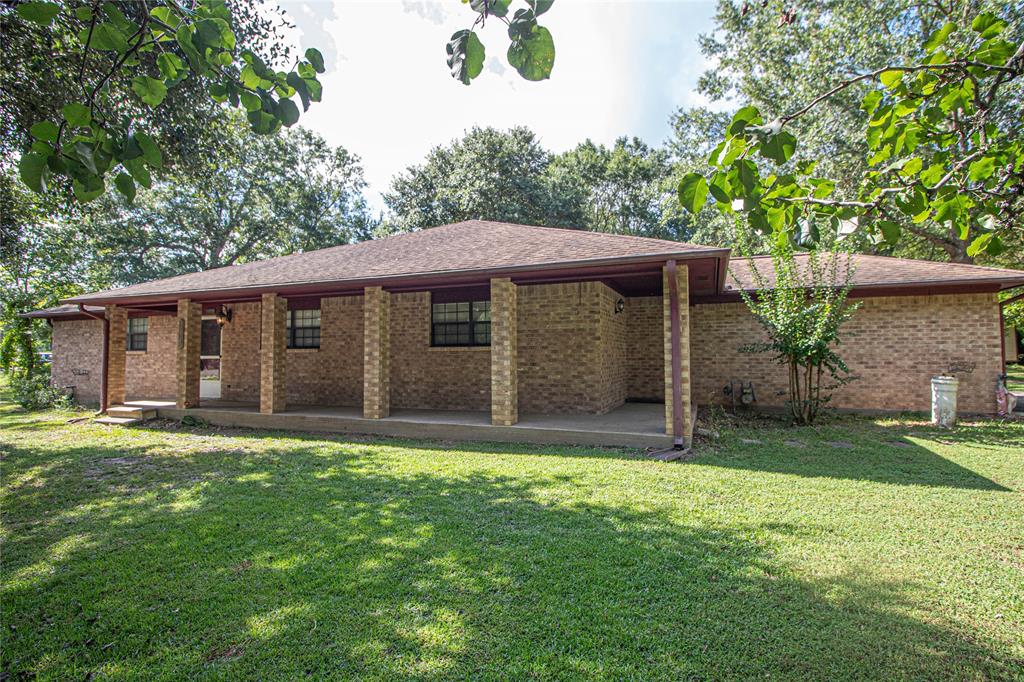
200,317,222,399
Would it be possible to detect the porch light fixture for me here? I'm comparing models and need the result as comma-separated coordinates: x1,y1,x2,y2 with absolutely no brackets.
614,298,625,314
215,305,233,326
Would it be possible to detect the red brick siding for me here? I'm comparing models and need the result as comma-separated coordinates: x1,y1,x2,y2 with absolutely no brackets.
691,293,1002,414
287,295,363,406
50,319,103,406
125,315,176,399
221,302,261,401
517,282,627,414
390,291,492,411
625,296,663,401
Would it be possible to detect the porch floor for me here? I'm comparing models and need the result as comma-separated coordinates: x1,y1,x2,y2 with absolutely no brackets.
125,399,671,449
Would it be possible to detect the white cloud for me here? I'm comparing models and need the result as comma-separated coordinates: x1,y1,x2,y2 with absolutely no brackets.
274,0,718,211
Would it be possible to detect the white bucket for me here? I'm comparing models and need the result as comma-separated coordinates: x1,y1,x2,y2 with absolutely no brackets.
931,376,959,428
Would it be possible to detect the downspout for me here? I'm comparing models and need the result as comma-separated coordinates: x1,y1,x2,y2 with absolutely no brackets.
667,259,684,449
79,304,109,413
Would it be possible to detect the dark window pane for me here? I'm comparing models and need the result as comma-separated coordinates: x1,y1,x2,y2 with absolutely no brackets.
201,319,221,356
126,317,148,351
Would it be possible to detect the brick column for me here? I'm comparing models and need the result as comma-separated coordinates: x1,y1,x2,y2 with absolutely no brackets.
106,305,127,407
490,277,518,426
663,263,693,446
362,286,390,419
260,293,287,414
175,298,201,409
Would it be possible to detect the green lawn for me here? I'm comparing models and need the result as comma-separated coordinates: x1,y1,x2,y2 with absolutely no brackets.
1007,363,1024,392
2,397,1023,680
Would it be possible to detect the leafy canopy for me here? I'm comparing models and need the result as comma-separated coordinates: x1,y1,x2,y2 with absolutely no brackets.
678,8,1023,261
9,0,326,203
447,0,556,84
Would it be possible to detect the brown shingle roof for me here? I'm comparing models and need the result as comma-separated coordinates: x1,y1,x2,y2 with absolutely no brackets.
725,253,1024,292
20,304,103,319
66,220,722,304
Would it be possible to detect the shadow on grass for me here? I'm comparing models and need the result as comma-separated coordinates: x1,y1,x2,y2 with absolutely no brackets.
689,414,1015,491
2,433,1021,679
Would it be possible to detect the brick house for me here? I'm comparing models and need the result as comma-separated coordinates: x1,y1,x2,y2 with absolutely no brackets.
26,221,1024,447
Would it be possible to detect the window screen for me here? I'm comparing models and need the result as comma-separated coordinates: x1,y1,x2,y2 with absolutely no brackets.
126,317,148,351
431,300,490,347
287,309,321,348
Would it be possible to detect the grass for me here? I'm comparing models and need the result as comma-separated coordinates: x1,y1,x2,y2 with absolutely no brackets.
2,394,1023,680
1007,363,1024,392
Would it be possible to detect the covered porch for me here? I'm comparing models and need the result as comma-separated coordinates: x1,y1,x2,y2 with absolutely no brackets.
121,399,671,449
100,259,707,449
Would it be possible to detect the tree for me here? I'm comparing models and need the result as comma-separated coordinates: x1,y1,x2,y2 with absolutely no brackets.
680,0,1024,262
1,168,98,377
4,0,326,204
447,0,556,84
383,126,576,232
547,138,684,239
83,113,370,285
678,8,1023,263
739,237,860,425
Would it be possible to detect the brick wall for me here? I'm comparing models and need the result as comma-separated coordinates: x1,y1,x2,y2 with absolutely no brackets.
517,281,629,414
389,291,491,411
50,319,103,406
125,315,176,399
691,292,1002,414
288,296,364,406
221,302,261,401
625,296,662,401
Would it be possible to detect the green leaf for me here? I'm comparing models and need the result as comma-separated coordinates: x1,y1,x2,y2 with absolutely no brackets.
707,172,731,204
134,132,163,168
507,26,554,81
879,70,903,90
305,48,326,73
528,0,553,16
72,177,105,202
157,53,184,80
29,120,59,143
759,131,797,164
861,91,883,116
62,103,92,127
967,156,996,182
899,157,923,178
728,105,762,135
878,220,901,245
114,172,136,203
920,163,944,187
16,1,61,25
277,98,300,127
735,159,757,195
973,38,1016,66
966,232,992,257
923,22,955,52
971,12,1006,39
123,157,152,188
677,173,708,214
132,76,168,106
446,30,486,84
83,22,129,53
18,152,48,193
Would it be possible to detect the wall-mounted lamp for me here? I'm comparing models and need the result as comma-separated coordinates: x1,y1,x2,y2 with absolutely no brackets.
215,305,233,326
614,298,625,314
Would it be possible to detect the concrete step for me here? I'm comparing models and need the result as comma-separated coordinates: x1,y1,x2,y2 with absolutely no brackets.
107,405,158,420
94,416,141,426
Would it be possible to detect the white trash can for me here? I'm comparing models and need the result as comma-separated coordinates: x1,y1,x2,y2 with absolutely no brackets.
931,376,959,428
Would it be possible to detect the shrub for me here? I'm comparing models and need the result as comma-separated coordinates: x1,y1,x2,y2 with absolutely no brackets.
10,369,74,411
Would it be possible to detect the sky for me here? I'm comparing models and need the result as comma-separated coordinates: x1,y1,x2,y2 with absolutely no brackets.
274,0,721,212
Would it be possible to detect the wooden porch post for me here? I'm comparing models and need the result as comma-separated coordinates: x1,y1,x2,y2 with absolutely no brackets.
260,293,287,414
663,261,693,448
175,298,201,409
362,286,390,419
